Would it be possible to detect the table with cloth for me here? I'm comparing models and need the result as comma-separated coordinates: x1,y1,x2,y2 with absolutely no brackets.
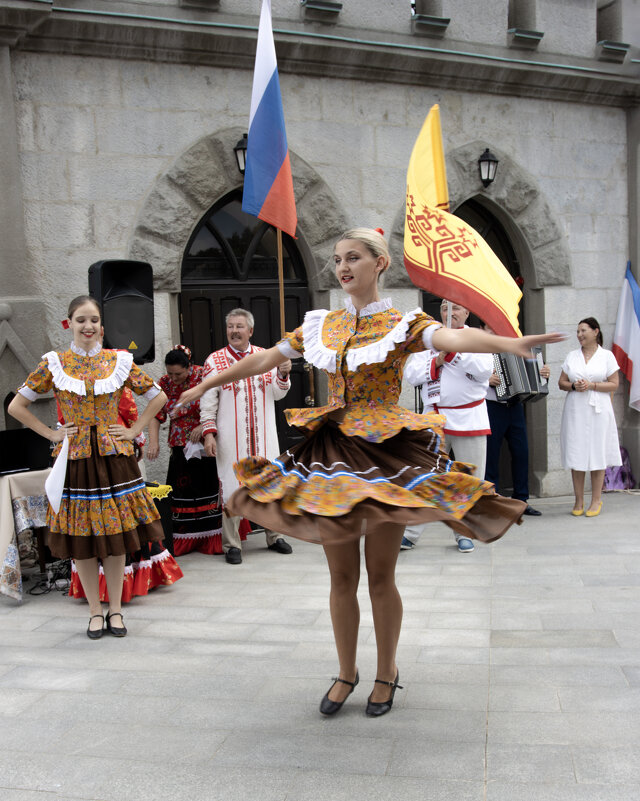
0,468,50,601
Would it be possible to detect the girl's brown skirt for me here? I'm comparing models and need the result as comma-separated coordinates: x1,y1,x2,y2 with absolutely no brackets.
47,429,164,560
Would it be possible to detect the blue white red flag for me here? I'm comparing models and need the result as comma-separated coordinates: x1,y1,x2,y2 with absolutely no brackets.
612,262,640,411
242,0,297,238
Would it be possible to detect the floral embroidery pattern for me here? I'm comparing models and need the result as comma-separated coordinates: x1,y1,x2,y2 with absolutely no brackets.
278,305,440,442
19,347,157,460
156,366,204,447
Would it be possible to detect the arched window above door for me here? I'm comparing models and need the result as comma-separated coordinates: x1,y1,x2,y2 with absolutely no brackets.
182,190,306,285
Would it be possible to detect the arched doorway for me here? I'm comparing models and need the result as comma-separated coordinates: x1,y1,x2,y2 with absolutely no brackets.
179,190,311,449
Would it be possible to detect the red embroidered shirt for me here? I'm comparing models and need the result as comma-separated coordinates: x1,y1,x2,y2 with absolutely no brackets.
156,365,204,448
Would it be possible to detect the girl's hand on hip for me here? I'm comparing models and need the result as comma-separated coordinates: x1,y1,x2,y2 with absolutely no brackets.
50,422,78,442
108,424,138,442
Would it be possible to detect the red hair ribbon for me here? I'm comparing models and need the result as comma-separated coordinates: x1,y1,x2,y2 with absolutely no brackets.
61,320,70,330
374,227,385,236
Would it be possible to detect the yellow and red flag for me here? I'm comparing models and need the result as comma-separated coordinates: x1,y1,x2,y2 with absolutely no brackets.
404,105,522,337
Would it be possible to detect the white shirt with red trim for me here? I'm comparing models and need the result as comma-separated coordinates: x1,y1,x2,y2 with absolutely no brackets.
404,330,493,436
200,344,290,505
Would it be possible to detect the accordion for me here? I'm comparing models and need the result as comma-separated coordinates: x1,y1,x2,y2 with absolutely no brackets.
492,349,549,404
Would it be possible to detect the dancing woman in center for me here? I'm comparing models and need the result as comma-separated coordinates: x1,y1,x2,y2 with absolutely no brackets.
179,228,562,717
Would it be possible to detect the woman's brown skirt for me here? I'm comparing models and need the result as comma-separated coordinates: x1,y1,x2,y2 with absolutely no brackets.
229,423,525,547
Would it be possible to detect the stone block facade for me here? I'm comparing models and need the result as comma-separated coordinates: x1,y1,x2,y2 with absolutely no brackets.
0,0,638,493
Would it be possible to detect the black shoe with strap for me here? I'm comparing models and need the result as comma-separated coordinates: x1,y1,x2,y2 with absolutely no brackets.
105,611,127,637
319,671,359,716
86,614,104,640
365,672,403,717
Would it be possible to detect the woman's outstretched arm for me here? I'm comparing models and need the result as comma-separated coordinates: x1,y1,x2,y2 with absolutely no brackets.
177,345,289,409
432,327,565,358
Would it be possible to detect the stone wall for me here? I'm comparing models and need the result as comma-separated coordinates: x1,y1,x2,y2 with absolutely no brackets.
1,0,637,494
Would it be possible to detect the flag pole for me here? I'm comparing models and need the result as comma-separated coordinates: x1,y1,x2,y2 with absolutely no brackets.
277,228,285,337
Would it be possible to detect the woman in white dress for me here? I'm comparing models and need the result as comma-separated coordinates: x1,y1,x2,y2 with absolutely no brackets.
558,317,621,517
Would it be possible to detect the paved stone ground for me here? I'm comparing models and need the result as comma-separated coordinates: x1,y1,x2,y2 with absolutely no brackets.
1,492,640,801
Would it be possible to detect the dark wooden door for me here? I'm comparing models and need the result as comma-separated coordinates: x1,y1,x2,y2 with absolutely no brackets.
180,283,311,450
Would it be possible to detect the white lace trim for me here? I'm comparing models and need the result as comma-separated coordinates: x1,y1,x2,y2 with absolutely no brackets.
422,322,441,351
346,308,424,371
343,297,393,317
94,352,133,395
276,341,299,360
302,309,336,372
144,384,162,400
18,386,39,402
45,351,86,396
70,342,102,357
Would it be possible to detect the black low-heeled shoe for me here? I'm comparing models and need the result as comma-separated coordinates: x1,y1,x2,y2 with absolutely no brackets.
87,614,104,640
319,671,359,716
365,672,403,717
105,611,127,637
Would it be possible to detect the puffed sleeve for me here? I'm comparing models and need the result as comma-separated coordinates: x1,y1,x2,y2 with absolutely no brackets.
404,351,433,387
17,357,54,401
125,362,162,399
401,312,441,355
277,325,304,359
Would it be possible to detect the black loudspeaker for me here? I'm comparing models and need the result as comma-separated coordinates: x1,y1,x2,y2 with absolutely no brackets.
88,260,155,364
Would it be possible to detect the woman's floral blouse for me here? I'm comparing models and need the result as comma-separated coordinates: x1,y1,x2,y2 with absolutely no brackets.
277,298,442,442
18,343,161,459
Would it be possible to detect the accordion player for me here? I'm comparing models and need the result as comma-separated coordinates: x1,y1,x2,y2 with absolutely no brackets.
492,348,549,404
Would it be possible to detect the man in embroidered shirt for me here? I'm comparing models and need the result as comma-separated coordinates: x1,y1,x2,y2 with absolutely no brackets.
402,300,493,553
200,309,293,564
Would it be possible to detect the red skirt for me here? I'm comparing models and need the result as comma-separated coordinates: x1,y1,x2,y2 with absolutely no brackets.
68,543,183,603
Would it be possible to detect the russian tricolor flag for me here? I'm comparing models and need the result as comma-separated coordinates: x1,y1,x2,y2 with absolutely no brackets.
242,0,297,238
612,262,640,411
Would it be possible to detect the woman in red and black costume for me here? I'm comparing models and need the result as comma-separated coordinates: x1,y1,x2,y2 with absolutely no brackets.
148,346,226,555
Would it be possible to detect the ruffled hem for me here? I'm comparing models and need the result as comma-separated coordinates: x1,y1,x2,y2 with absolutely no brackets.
173,531,223,556
229,424,525,546
48,489,162,540
68,548,183,602
230,491,524,546
171,523,248,556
